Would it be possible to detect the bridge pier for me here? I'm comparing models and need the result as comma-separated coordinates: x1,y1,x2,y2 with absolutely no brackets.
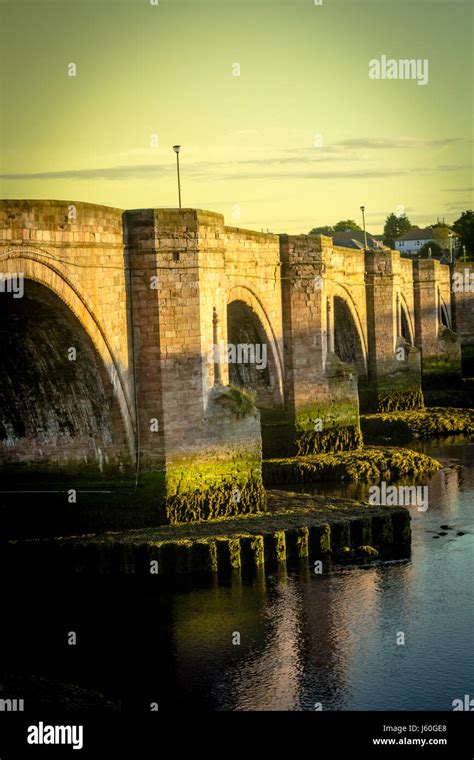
413,260,462,389
280,234,361,454
125,209,265,523
363,250,423,412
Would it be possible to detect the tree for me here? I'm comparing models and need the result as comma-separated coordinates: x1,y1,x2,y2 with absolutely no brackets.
418,241,444,259
430,222,451,246
333,219,361,232
383,212,412,248
452,210,474,257
309,225,334,236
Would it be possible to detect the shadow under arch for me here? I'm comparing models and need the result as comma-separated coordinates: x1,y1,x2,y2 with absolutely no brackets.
0,252,135,469
399,295,415,345
439,296,451,329
226,286,284,457
333,294,367,380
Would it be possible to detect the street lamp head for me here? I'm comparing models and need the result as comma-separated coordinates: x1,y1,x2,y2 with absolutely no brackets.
173,145,181,154
360,205,365,212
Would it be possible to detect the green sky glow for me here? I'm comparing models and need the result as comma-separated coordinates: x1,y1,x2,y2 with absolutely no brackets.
0,0,472,233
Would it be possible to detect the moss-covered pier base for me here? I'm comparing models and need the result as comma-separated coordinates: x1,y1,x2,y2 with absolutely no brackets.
263,445,441,485
361,408,474,445
2,491,411,578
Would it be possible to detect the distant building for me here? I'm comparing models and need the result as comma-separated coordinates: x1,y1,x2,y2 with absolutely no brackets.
395,227,459,257
331,230,388,251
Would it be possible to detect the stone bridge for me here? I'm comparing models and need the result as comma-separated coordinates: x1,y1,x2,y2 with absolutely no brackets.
0,200,467,527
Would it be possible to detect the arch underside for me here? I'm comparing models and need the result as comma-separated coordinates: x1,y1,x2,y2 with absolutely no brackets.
0,279,132,471
400,296,415,344
440,298,451,329
226,299,283,407
333,295,367,379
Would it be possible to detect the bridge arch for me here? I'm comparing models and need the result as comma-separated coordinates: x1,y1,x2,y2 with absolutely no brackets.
0,250,135,468
331,284,368,378
226,284,284,405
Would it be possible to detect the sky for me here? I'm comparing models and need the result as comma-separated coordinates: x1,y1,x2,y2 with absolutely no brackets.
0,0,472,234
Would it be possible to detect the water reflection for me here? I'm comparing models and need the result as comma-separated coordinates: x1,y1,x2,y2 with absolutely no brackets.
167,439,473,710
1,441,472,711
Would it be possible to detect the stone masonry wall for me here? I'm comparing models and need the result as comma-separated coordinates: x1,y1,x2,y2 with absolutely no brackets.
452,262,474,375
124,209,265,522
0,200,135,469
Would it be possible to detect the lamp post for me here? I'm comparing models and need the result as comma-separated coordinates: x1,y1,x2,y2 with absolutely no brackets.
173,145,182,209
360,205,367,250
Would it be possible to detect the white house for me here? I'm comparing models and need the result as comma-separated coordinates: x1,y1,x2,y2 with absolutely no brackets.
395,227,458,257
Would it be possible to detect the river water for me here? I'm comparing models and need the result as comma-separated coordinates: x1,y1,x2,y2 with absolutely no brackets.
80,438,473,712
6,439,473,712
137,438,472,712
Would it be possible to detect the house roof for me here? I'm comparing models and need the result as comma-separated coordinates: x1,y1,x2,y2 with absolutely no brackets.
396,227,434,242
332,230,384,249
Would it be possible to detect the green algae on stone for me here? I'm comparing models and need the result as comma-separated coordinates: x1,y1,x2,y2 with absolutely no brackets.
215,537,242,571
309,523,331,555
356,545,379,558
193,539,218,574
296,526,309,558
359,364,424,414
165,479,267,524
376,390,424,413
285,526,310,560
361,407,474,445
296,425,363,455
6,499,412,577
263,530,287,566
263,446,441,485
273,531,287,563
240,534,265,567
213,384,257,419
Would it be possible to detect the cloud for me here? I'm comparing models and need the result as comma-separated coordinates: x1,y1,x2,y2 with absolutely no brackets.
443,201,472,210
443,187,474,193
221,165,468,181
336,137,465,149
1,157,468,184
0,164,175,181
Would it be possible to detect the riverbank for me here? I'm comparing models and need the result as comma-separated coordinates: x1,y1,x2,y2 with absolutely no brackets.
361,407,474,445
3,491,411,577
263,445,441,484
